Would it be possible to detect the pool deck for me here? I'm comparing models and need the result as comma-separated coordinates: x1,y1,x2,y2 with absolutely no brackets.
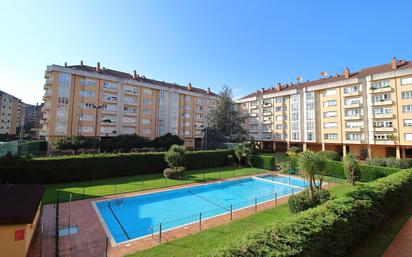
27,172,336,257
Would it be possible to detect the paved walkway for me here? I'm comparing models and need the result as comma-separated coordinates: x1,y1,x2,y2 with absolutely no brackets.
382,215,412,257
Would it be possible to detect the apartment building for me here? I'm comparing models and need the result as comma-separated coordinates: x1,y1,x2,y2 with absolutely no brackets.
0,91,23,135
40,62,219,148
236,57,412,158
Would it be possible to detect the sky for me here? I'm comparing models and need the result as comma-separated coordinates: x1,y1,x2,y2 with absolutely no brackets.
0,0,411,105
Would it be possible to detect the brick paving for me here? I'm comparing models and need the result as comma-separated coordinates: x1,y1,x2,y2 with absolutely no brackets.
382,215,412,257
27,173,335,257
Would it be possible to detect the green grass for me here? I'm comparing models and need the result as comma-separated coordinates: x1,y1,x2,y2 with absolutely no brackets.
350,198,412,257
127,184,356,257
42,166,267,204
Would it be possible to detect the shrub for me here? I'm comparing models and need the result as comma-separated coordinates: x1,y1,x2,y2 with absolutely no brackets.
359,148,369,161
250,155,276,170
208,169,412,257
288,189,331,213
365,157,412,169
165,145,186,169
163,167,185,179
316,151,341,161
343,152,360,185
0,149,233,184
286,146,302,157
235,144,252,167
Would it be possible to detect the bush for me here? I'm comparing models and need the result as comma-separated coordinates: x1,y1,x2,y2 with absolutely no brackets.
250,155,276,170
286,146,302,157
365,157,412,169
208,169,412,257
0,149,234,184
316,151,341,161
288,189,331,213
163,167,185,179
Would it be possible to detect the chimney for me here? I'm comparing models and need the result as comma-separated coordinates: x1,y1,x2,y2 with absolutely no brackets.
187,83,192,91
207,87,211,94
343,67,350,79
80,60,84,66
64,62,67,67
133,70,138,79
96,62,101,72
261,87,265,92
391,57,397,70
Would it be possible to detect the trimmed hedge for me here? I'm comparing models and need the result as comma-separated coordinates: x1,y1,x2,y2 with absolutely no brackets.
322,160,400,182
366,157,412,169
250,155,276,170
316,150,341,161
207,169,412,257
0,149,233,184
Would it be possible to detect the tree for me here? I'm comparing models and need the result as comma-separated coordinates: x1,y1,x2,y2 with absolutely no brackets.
235,143,252,167
100,134,148,152
298,151,326,203
343,152,360,185
53,136,93,154
206,85,248,143
151,133,184,150
164,144,187,179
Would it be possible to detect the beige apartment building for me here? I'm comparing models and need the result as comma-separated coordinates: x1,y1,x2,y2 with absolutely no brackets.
236,57,412,158
0,90,24,135
40,62,219,148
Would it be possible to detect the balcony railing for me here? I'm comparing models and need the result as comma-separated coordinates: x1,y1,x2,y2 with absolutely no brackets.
371,100,393,106
370,86,392,93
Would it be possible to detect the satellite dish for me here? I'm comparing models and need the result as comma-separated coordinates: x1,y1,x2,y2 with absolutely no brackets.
320,71,329,77
296,76,303,83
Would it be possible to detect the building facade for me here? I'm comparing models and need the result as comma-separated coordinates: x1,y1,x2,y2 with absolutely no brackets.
236,58,412,158
0,91,23,135
40,62,219,148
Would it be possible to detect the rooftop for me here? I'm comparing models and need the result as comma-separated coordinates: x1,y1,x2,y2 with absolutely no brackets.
0,184,44,225
238,58,412,100
53,62,219,97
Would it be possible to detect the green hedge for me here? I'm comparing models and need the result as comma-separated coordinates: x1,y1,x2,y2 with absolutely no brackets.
322,160,400,182
250,155,276,170
208,169,412,257
0,149,233,184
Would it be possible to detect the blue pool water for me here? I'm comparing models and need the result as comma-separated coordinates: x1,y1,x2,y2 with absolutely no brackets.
95,175,308,244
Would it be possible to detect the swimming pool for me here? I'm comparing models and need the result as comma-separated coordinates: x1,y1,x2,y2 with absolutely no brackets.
94,174,308,244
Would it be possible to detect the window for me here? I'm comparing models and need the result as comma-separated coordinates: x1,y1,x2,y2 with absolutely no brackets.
405,134,412,141
250,100,258,107
323,100,337,107
182,113,191,118
324,133,338,140
103,93,117,101
374,134,393,141
142,108,152,115
103,81,117,90
101,127,116,134
307,132,314,141
404,119,412,127
80,79,96,86
57,97,69,108
402,91,412,99
79,126,93,133
371,80,390,89
374,121,393,128
79,114,94,121
124,106,137,113
306,121,315,130
79,90,95,98
344,85,360,94
373,107,392,115
401,77,412,85
59,73,71,84
80,102,94,109
275,97,284,103
372,94,391,102
102,104,117,112
324,122,338,129
141,118,151,125
124,96,137,103
276,115,283,121
324,89,336,96
143,89,152,95
323,111,337,118
275,106,286,112
143,99,152,105
344,97,361,105
124,86,137,94
344,109,361,117
142,128,152,135
292,132,300,141
345,121,363,128
346,133,363,141
403,105,412,113
306,92,315,100
123,117,136,123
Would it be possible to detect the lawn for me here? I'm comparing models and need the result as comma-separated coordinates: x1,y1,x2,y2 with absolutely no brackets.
42,166,268,204
127,183,356,257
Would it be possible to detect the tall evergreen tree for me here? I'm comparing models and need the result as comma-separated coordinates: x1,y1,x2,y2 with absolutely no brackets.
205,86,247,143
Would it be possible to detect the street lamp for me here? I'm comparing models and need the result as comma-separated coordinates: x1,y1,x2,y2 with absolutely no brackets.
93,104,104,156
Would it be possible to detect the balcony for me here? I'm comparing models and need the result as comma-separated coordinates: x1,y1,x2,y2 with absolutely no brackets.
344,103,361,108
373,113,393,119
262,103,272,108
343,90,361,97
250,105,258,109
345,127,363,132
123,89,138,95
344,115,362,120
344,139,363,144
102,97,117,103
262,112,272,116
373,127,394,132
103,86,118,92
43,104,50,110
263,120,272,124
124,101,138,106
370,87,392,93
250,113,258,117
375,140,395,145
45,77,53,85
372,100,393,106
